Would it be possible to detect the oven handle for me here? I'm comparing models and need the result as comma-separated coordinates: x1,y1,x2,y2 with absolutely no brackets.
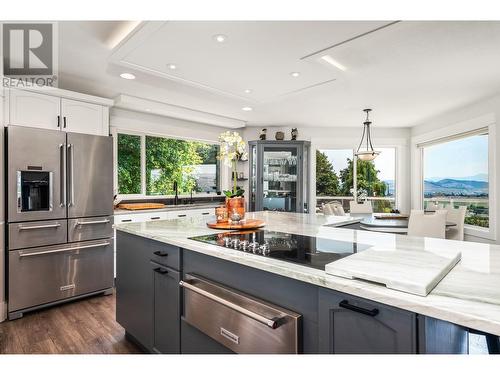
18,223,61,231
19,241,111,258
60,143,67,207
179,279,281,329
75,219,111,226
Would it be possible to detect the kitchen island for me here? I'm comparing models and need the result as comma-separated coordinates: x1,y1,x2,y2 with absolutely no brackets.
115,211,500,354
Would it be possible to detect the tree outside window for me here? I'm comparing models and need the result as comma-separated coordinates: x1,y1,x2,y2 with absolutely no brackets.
117,132,220,196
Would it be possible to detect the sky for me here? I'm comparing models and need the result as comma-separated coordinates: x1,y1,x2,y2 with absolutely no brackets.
320,148,396,181
423,134,488,180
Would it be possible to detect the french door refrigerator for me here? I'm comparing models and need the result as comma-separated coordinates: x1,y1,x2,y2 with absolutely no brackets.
6,125,114,319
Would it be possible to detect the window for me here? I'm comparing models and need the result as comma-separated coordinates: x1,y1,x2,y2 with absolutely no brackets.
316,148,396,213
316,149,353,198
421,130,489,228
116,132,220,196
117,134,141,194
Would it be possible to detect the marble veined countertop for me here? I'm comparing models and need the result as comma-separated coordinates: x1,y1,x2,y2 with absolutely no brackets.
115,211,500,336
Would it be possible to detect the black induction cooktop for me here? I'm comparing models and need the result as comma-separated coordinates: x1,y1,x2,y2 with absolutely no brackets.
189,229,372,270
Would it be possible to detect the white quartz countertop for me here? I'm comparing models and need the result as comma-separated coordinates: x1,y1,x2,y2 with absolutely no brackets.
115,211,500,336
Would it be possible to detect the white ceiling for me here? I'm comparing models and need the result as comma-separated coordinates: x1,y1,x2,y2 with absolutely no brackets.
58,21,500,128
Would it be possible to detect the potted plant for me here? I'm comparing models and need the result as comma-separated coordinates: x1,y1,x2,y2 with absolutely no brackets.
218,131,248,222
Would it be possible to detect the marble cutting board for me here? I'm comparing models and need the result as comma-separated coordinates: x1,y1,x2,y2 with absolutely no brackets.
325,247,462,296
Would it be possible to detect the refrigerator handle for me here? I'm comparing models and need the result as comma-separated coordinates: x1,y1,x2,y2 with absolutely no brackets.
68,143,75,207
60,143,67,207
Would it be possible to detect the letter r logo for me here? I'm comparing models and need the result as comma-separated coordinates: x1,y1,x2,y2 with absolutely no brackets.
3,23,53,75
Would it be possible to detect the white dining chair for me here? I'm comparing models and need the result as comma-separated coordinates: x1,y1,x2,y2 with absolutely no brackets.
444,206,467,241
407,209,447,239
322,201,346,216
349,200,373,214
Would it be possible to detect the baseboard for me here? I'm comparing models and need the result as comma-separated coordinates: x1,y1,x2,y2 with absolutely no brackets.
0,301,6,323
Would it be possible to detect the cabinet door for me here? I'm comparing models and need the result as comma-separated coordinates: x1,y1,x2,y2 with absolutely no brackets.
9,89,61,130
152,263,180,354
61,98,104,135
318,288,417,354
115,231,154,351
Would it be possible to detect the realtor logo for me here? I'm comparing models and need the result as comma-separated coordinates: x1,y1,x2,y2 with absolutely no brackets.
2,22,58,87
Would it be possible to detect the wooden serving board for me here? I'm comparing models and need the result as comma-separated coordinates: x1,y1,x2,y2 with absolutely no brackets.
118,203,166,210
206,219,266,230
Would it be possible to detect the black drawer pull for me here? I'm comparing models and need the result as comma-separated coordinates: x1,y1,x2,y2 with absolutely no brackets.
339,300,379,317
153,250,168,257
150,216,160,220
153,267,168,274
201,212,210,215
177,214,187,217
121,219,132,222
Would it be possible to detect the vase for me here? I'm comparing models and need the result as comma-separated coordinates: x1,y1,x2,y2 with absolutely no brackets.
226,197,246,223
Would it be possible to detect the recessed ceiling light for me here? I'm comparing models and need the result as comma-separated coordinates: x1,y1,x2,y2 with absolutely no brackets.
213,34,227,43
241,106,253,111
167,63,177,70
321,55,347,71
244,89,252,94
120,72,136,80
290,72,300,77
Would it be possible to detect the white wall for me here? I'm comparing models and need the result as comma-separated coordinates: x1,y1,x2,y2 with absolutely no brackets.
242,125,411,213
410,94,500,244
110,108,233,198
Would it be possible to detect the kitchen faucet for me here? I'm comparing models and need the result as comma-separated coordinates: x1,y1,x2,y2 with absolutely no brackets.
173,181,179,205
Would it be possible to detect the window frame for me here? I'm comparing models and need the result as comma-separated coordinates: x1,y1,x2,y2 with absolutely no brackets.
418,128,492,235
112,128,222,199
315,146,398,212
411,114,496,241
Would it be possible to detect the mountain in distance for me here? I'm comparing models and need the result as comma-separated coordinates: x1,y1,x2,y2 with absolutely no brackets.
426,173,488,182
424,178,488,197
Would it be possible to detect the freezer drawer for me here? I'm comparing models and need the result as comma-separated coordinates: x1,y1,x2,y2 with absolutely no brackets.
181,274,301,354
8,239,114,312
8,219,67,250
68,216,113,242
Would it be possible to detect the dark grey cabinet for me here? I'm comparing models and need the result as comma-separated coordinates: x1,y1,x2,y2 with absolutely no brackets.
318,288,417,354
116,232,154,351
152,263,180,354
248,140,311,213
116,231,182,354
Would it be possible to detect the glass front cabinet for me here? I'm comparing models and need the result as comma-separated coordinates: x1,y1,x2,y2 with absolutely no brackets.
248,140,310,213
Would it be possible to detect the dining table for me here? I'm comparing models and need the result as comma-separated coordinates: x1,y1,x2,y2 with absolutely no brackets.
341,213,457,234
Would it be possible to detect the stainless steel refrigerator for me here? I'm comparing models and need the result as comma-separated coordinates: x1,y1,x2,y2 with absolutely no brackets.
6,125,114,319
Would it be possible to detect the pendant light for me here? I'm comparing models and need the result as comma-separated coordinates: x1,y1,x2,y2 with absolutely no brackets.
355,108,380,161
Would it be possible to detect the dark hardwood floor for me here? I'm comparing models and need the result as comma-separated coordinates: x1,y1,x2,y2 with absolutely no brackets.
0,291,142,354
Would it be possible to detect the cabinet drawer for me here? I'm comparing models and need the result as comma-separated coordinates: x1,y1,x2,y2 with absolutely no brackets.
148,239,181,271
318,288,417,354
8,220,67,250
68,216,113,242
181,274,301,354
8,239,113,312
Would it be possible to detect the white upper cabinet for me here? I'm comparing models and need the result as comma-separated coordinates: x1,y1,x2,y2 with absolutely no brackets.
7,88,111,136
9,90,61,130
61,98,105,135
